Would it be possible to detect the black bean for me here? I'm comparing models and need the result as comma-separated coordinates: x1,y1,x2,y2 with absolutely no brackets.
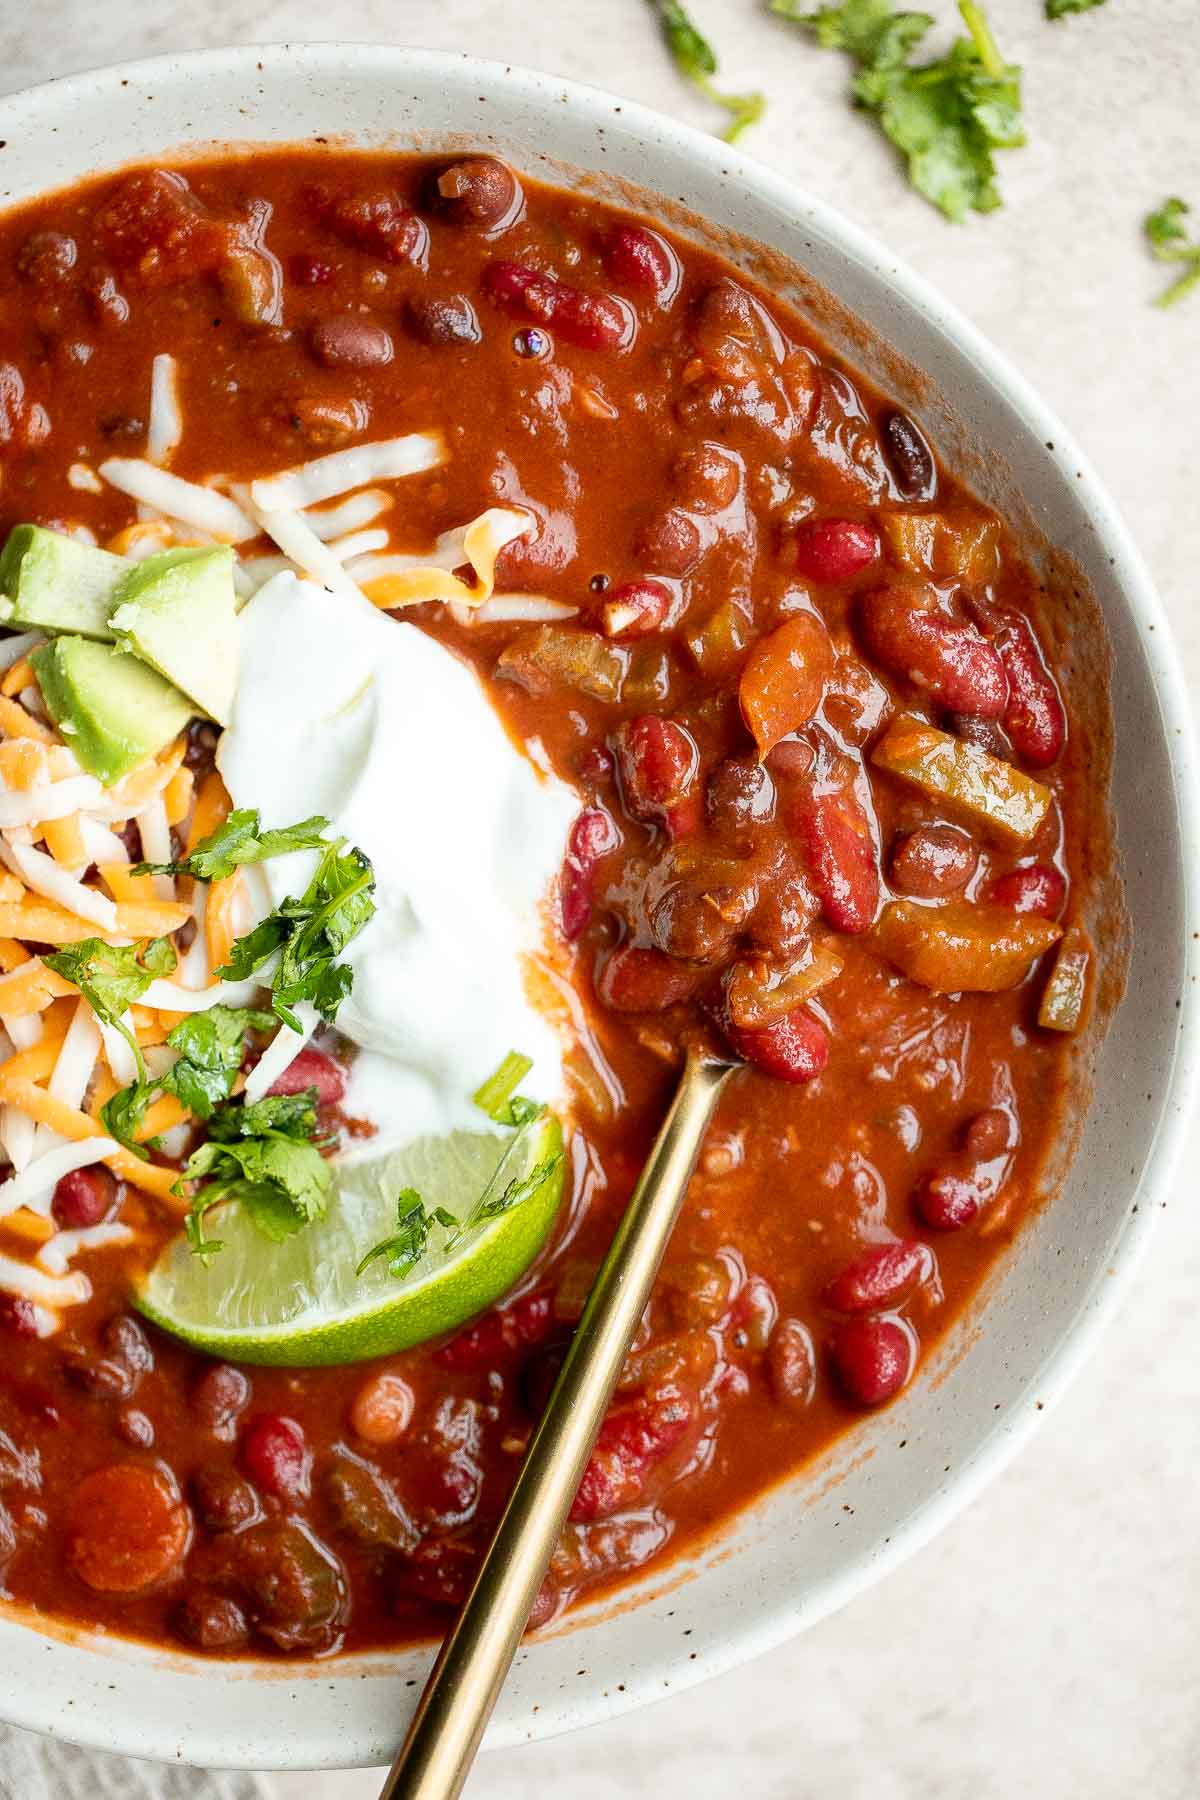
191,1364,251,1439
175,1590,250,1651
882,410,936,501
430,158,522,231
403,293,481,347
706,756,775,842
192,1464,259,1533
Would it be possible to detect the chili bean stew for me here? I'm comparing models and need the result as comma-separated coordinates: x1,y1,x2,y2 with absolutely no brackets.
0,149,1114,1658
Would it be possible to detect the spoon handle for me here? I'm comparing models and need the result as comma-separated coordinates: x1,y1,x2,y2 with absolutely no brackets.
381,1050,733,1800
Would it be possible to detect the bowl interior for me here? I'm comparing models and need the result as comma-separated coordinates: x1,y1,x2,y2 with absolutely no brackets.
0,44,1196,1772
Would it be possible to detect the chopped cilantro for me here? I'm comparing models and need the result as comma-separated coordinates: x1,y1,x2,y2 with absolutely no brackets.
44,935,177,1099
133,807,331,881
773,0,1025,221
101,1004,275,1157
356,1190,459,1279
175,1087,332,1262
655,0,766,144
1145,198,1200,309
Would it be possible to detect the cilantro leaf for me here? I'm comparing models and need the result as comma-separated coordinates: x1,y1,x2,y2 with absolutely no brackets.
176,1095,332,1262
1046,0,1105,15
1145,198,1200,309
209,1089,323,1142
134,808,331,881
654,0,766,144
44,936,178,1088
774,0,1024,221
159,1006,276,1119
472,1051,535,1124
356,1190,459,1279
218,837,376,1032
100,1080,155,1158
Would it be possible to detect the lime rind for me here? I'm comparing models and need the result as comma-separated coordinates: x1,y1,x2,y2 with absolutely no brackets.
136,1114,564,1366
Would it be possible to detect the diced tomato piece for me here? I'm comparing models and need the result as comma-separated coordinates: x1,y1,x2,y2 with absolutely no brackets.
823,1240,933,1314
307,185,424,262
100,170,233,281
914,1170,983,1230
724,1004,829,1084
602,224,680,301
830,1315,916,1406
482,261,635,351
69,1463,191,1594
613,715,699,834
790,747,880,935
265,1046,346,1105
792,518,879,584
738,614,834,755
596,944,703,1013
434,1290,556,1372
570,1389,693,1522
240,1414,311,1501
560,805,620,941
988,862,1067,919
994,611,1066,768
859,585,1008,719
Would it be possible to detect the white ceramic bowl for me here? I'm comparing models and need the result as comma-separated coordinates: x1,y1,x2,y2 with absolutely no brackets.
0,43,1196,1773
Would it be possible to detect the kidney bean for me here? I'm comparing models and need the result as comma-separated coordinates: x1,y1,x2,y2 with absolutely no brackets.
792,518,879,584
308,185,424,261
765,1318,817,1409
600,578,673,638
60,1344,135,1400
265,1046,346,1105
403,292,481,347
602,223,681,301
962,1107,1013,1160
823,1240,933,1314
890,824,977,899
191,1464,260,1533
482,260,635,351
859,585,1008,719
791,757,880,935
724,1004,829,1084
51,1165,115,1231
239,1414,311,1502
348,1371,415,1445
175,1591,249,1652
434,1290,556,1372
613,716,699,831
994,612,1066,767
395,1539,478,1611
105,1315,153,1383
635,507,702,576
191,1363,251,1438
431,157,522,231
327,1455,419,1551
748,865,820,958
649,880,737,964
83,266,129,327
308,314,393,369
706,756,776,842
69,1464,191,1594
988,863,1066,919
914,1170,982,1231
596,943,703,1013
117,1408,155,1450
570,1389,693,1522
560,804,620,940
0,1296,38,1339
830,1316,916,1406
881,411,936,500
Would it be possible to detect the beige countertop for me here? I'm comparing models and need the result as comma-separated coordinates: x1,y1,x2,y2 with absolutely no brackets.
4,3,1198,1794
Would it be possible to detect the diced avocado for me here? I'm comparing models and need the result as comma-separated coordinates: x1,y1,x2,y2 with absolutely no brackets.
0,525,130,640
108,545,238,726
31,636,194,785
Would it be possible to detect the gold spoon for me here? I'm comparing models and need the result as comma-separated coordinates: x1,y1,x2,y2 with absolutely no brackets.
380,1048,734,1799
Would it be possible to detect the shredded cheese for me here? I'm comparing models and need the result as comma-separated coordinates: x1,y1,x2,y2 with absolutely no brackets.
36,1221,136,1275
242,1002,318,1105
0,773,102,831
0,1136,119,1221
0,632,46,674
0,841,117,931
0,1249,90,1308
249,433,447,513
147,353,183,466
352,507,532,612
98,458,257,543
304,489,393,540
135,793,176,903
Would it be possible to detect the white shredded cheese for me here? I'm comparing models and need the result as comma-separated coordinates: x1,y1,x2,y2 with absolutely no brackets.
0,774,102,831
67,463,103,494
140,974,265,1013
304,489,393,540
147,353,183,466
242,1002,318,1106
95,1011,139,1087
29,998,100,1162
0,1135,119,1221
0,841,117,931
37,1222,134,1276
135,793,175,904
0,1250,90,1308
460,594,580,625
326,528,390,564
249,433,447,514
246,506,365,603
77,816,131,866
176,882,210,990
236,554,293,593
98,458,257,543
0,1018,36,1176
0,632,47,673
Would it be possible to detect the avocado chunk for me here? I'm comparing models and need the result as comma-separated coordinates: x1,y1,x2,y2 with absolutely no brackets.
0,525,130,640
108,545,238,726
31,636,194,786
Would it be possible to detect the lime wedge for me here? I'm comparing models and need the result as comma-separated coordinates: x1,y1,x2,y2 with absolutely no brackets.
136,1114,564,1366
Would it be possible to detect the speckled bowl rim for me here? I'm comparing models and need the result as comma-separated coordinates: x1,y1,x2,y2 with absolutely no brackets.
0,41,1195,1773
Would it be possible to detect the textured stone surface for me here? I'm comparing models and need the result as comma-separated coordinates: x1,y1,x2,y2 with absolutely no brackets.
3,4,1198,1795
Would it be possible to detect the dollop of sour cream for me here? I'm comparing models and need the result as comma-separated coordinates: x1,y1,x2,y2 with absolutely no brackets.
217,572,578,1149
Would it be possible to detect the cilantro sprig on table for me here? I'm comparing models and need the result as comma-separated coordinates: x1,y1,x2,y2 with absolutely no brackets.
654,0,766,144
178,1087,333,1262
1145,199,1200,309
357,1051,563,1282
772,0,1024,221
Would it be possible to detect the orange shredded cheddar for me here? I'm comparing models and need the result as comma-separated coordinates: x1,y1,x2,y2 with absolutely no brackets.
164,766,194,830
0,1025,71,1084
0,696,53,745
106,520,172,557
206,871,244,974
0,937,29,972
0,959,77,1020
130,1005,169,1047
0,1071,183,1204
97,862,159,906
0,1209,55,1246
138,1094,190,1140
154,1009,189,1034
42,814,88,874
187,770,231,853
0,896,190,946
0,658,35,699
0,738,47,790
